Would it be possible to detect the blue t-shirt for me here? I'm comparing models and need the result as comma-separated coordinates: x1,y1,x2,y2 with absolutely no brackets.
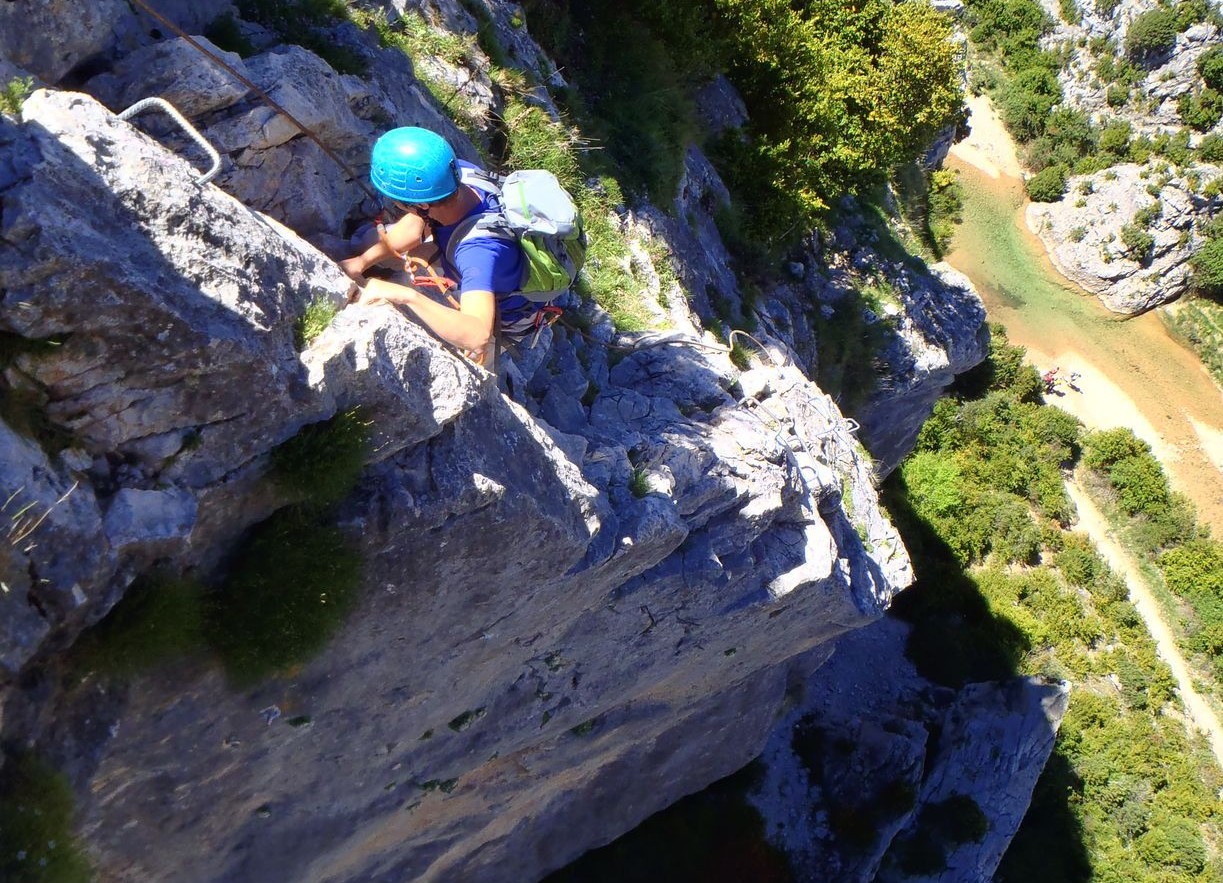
432,162,532,324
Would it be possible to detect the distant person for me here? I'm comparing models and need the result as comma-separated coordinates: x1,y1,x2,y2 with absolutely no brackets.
1042,367,1060,395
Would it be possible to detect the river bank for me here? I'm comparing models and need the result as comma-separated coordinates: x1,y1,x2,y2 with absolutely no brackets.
943,99,1223,532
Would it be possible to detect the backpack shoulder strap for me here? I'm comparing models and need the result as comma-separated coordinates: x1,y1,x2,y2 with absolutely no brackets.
458,165,503,196
444,211,516,271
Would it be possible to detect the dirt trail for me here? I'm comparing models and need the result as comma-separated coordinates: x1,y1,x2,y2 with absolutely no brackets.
1067,483,1223,765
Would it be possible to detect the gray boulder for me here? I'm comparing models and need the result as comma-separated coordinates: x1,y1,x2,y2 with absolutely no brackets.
1027,162,1223,313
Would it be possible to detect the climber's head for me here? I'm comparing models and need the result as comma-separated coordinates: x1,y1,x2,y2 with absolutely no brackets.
369,127,459,208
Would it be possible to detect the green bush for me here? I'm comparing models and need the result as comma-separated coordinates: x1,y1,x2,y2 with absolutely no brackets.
1109,452,1170,513
1097,119,1131,157
1199,133,1223,161
204,13,256,56
1134,815,1207,874
1118,223,1155,263
1000,67,1063,141
72,575,204,674
1082,427,1150,470
1095,0,1120,15
1178,87,1223,132
921,794,990,845
1,76,34,116
0,754,91,883
204,509,363,685
1026,165,1068,202
1105,84,1129,108
1124,9,1180,62
1198,45,1223,90
268,408,370,509
1190,238,1223,296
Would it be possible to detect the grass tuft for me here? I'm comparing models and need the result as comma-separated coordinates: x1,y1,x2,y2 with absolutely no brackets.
1,76,34,116
204,508,362,686
295,295,339,350
71,575,204,675
0,753,91,883
268,408,371,509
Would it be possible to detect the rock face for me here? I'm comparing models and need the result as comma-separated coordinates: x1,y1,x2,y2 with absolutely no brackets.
1020,0,1223,312
1,89,913,882
0,4,1015,881
1027,162,1223,313
752,619,1068,883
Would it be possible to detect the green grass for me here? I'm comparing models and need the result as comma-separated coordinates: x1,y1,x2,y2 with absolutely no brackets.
71,575,205,675
349,7,486,140
0,753,91,883
268,407,371,510
204,508,363,686
1161,297,1223,387
1,76,33,116
294,294,339,350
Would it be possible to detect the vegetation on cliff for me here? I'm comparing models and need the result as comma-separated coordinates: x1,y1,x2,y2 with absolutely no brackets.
888,327,1223,881
520,0,965,246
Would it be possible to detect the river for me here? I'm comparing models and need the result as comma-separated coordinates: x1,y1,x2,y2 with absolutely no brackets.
942,97,1223,533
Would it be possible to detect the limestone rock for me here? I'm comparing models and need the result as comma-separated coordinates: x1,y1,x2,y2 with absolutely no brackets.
85,36,252,118
1027,162,1222,313
2,90,349,483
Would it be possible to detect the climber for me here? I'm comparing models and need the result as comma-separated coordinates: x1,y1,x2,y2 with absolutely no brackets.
1042,367,1060,395
342,126,531,365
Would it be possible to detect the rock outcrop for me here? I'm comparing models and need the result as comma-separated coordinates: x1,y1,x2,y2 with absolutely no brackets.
1027,161,1223,313
752,619,1068,883
2,88,913,882
0,3,1013,881
1017,0,1223,312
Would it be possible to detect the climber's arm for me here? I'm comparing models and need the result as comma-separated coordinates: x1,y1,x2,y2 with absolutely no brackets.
341,212,429,280
356,279,495,354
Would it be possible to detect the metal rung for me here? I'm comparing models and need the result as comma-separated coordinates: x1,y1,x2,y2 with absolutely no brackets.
118,97,222,186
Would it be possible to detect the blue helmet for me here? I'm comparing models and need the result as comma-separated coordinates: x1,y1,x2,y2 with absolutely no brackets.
369,127,459,203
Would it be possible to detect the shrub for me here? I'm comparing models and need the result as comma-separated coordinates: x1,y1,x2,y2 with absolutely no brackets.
1026,165,1068,202
921,794,990,845
1082,427,1150,470
1096,0,1120,15
1178,87,1223,132
1124,9,1180,63
0,753,90,883
72,575,204,674
1000,67,1063,141
0,76,34,116
1118,223,1155,263
1134,815,1207,874
1198,45,1223,90
1109,453,1170,513
1097,119,1132,156
204,13,256,56
268,408,371,509
204,509,363,685
1190,238,1223,296
1105,84,1129,108
1199,133,1223,161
